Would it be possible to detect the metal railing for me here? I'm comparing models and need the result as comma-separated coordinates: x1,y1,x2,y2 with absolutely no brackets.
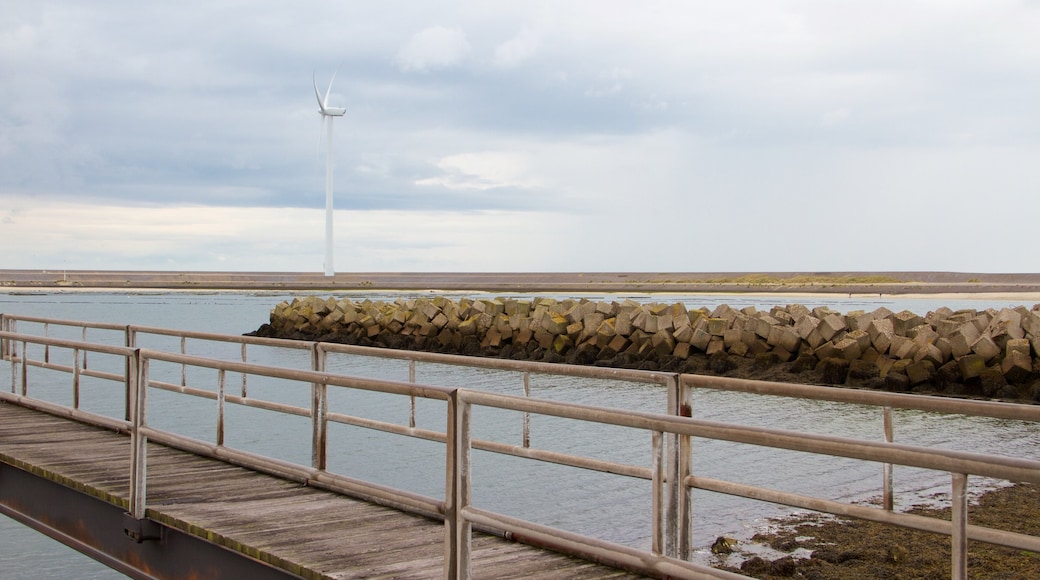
3,313,1040,579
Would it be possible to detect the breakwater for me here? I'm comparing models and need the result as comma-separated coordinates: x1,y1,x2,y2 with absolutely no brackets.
252,296,1040,402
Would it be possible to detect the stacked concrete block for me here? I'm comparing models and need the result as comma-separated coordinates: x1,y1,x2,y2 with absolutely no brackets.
258,296,1040,402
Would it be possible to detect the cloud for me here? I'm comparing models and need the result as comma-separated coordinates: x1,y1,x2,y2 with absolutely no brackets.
396,26,471,72
415,152,537,191
493,27,541,68
2,1,1039,273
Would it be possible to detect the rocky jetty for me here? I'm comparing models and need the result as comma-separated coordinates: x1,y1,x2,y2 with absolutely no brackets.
251,296,1040,402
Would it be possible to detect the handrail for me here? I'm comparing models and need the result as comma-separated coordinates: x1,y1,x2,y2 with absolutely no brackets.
3,314,1039,580
681,373,1040,422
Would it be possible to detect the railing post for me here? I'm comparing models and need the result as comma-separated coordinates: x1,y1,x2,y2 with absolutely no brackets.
180,336,187,387
409,359,417,429
665,373,691,560
216,369,226,447
0,314,8,360
73,348,81,409
20,340,27,396
444,389,471,579
311,343,328,471
883,406,894,511
240,343,248,397
522,371,531,448
81,326,89,370
128,349,148,520
651,430,666,554
125,326,136,421
951,473,968,580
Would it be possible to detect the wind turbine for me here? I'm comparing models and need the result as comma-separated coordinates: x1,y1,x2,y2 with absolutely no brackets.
314,71,346,277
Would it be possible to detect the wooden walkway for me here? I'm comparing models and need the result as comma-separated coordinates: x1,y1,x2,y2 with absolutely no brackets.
0,402,646,579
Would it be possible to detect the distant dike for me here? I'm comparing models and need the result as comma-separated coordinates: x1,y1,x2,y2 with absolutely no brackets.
4,269,1040,294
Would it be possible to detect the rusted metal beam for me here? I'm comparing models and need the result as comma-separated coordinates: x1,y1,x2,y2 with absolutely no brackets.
0,462,301,580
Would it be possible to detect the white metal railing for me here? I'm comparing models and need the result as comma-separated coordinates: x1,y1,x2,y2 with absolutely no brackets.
3,313,1040,580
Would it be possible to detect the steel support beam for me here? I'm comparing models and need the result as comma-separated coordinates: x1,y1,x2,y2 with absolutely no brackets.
0,461,300,580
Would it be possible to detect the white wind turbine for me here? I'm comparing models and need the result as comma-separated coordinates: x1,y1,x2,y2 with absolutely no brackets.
314,71,346,276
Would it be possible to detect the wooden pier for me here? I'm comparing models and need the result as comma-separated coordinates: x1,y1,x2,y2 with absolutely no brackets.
3,314,1039,580
0,401,643,579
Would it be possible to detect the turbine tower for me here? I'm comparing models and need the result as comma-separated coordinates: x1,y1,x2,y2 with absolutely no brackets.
314,71,346,277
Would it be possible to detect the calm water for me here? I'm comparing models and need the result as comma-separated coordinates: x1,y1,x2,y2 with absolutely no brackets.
1,290,1037,578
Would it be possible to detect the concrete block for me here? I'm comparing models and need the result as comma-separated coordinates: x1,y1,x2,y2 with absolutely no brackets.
723,328,743,348
874,334,894,357
705,336,726,356
1001,350,1033,383
729,341,749,357
748,338,771,355
988,308,1025,340
847,329,871,353
690,328,712,351
818,314,847,341
770,307,794,325
843,310,865,331
772,346,796,362
875,356,896,378
832,337,862,361
710,304,738,322
971,335,1001,361
861,347,881,363
582,313,606,340
870,306,894,320
891,335,919,360
906,360,936,385
607,334,630,354
754,315,779,339
890,310,924,336
815,341,838,361
909,324,938,345
1023,311,1040,337
794,315,821,340
673,341,691,359
615,310,633,336
707,318,728,336
673,324,694,344
806,327,826,349
889,359,912,376
913,343,944,367
958,354,987,380
935,337,953,362
1006,338,1031,358
652,330,676,355
935,318,962,339
948,324,980,358
787,304,811,319
769,325,802,353
971,313,991,334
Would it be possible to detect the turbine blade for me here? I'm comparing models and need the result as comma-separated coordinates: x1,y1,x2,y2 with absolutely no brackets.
313,72,326,114
323,70,338,109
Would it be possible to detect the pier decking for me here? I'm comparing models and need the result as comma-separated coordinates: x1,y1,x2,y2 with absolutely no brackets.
0,402,642,579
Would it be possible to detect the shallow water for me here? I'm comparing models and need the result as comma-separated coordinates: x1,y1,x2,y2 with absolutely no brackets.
1,290,1037,577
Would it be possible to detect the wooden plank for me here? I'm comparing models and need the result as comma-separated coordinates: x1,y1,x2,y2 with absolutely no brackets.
0,401,648,579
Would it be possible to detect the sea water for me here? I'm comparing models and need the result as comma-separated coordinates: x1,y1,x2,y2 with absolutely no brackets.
1,290,1037,578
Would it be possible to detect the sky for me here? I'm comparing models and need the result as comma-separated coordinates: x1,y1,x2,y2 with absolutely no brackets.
2,1,1039,274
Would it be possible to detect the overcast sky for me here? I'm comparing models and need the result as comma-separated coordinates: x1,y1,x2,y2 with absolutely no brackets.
2,1,1038,274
